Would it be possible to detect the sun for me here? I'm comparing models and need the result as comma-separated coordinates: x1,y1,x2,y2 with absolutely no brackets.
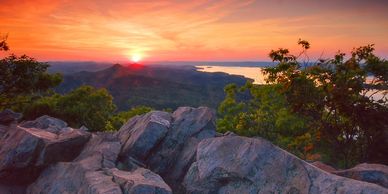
131,54,142,63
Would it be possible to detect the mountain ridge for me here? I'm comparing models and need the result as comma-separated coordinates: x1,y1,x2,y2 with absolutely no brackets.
56,64,250,111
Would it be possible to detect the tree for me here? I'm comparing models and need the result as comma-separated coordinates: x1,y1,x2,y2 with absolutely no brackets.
0,54,62,110
217,82,315,160
263,40,388,167
105,106,153,131
0,34,9,51
23,86,116,131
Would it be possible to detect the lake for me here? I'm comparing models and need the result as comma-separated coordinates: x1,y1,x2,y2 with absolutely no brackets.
196,65,387,102
196,65,266,84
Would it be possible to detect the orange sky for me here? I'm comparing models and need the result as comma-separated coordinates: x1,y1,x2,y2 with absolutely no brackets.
1,0,387,62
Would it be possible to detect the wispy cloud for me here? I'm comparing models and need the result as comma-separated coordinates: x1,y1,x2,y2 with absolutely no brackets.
1,0,387,61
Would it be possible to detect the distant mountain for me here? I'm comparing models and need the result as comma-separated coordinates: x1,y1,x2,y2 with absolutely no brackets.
48,61,275,75
56,64,249,111
48,61,112,74
143,61,275,67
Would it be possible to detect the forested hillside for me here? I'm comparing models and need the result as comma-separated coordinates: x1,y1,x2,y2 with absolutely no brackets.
55,64,249,110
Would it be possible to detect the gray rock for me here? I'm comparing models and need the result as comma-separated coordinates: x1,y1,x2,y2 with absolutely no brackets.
0,118,90,184
334,163,388,188
108,168,172,194
146,107,216,178
27,134,122,194
0,109,21,125
116,107,217,191
28,134,172,194
183,136,388,194
20,115,68,134
117,111,172,163
223,131,237,136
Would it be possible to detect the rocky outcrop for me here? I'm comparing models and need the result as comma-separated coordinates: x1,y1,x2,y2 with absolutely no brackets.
19,115,68,134
27,133,121,193
0,116,90,184
117,107,216,191
108,168,172,194
0,107,387,193
334,163,388,189
183,136,387,194
28,133,171,194
117,111,172,166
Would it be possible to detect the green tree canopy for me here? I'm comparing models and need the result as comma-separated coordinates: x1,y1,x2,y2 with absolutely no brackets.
105,106,153,131
218,40,387,167
217,82,314,160
263,40,388,167
0,54,62,109
23,85,116,131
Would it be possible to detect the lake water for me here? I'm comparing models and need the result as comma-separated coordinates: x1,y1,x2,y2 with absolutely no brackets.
196,65,386,102
196,65,266,84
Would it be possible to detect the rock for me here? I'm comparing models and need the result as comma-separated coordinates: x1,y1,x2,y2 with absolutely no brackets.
20,115,68,134
0,117,90,184
117,107,217,191
0,109,21,125
223,131,237,136
117,111,172,163
183,136,388,194
27,133,122,193
1,107,386,193
311,161,337,173
108,168,172,194
0,183,25,194
0,124,8,137
146,107,216,178
28,133,172,194
334,163,388,188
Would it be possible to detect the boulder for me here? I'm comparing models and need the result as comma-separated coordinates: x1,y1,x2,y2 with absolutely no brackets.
146,107,216,180
117,111,172,164
108,168,172,194
0,109,21,125
20,115,68,134
27,133,122,193
117,107,217,190
0,116,90,184
334,163,388,189
183,136,388,193
1,107,386,193
310,161,337,173
28,133,172,194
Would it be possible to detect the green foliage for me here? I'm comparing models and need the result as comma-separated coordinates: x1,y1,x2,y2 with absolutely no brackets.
105,106,152,131
0,54,62,109
23,86,116,131
218,40,387,167
217,82,315,159
263,41,388,167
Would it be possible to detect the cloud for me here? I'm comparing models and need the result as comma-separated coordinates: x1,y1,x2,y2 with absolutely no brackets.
0,0,387,61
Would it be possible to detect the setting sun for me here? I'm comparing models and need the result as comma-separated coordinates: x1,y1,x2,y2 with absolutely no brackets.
131,54,142,63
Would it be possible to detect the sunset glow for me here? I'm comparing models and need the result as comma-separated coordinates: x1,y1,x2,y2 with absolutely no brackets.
131,54,142,63
1,0,387,61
